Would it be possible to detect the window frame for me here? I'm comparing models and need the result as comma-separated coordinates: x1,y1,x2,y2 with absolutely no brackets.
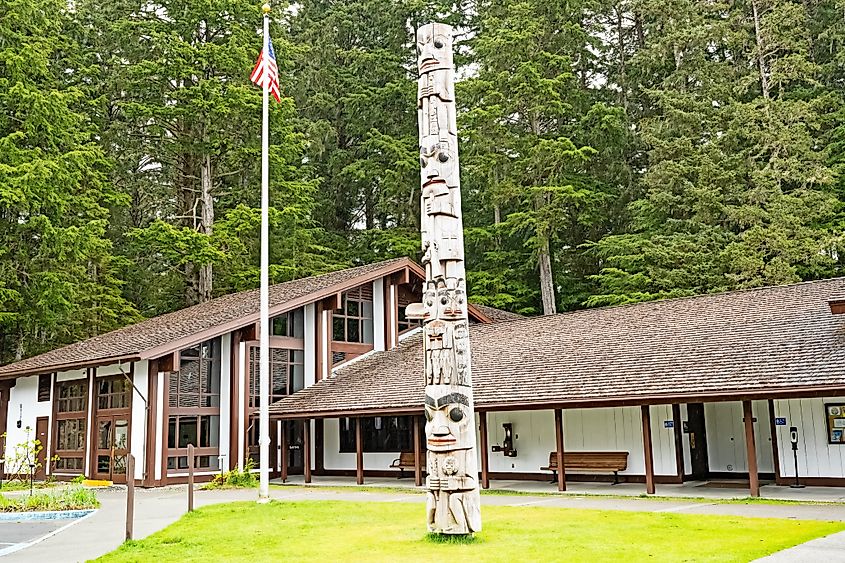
338,416,414,453
52,378,89,475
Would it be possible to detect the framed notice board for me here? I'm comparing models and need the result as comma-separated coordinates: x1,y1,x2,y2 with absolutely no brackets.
825,404,845,444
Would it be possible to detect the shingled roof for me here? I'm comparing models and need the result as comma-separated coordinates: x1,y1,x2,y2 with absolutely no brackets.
269,277,845,417
0,258,416,379
469,304,523,323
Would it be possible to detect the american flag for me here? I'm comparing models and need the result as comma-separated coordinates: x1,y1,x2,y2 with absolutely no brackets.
250,38,281,102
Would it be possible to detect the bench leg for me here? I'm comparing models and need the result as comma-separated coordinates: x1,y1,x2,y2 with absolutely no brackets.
612,471,619,485
398,468,404,479
550,470,556,484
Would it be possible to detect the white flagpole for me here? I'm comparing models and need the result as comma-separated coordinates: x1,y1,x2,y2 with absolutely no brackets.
258,1,271,504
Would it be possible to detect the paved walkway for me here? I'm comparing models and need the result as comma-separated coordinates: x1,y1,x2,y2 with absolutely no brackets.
3,482,844,562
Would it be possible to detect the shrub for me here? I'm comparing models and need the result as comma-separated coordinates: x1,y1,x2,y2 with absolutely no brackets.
203,460,258,490
0,486,99,512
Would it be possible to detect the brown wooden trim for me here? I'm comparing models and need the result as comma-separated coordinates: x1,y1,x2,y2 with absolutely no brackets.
554,408,566,491
743,400,760,497
144,360,159,486
158,353,177,373
355,417,364,485
160,371,170,485
303,420,312,483
767,399,781,483
0,380,11,452
775,476,845,487
479,412,489,489
672,404,684,481
229,330,243,471
641,405,655,495
273,386,845,420
413,416,423,487
466,303,493,324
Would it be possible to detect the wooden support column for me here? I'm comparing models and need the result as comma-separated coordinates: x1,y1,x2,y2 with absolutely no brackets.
767,399,781,485
315,419,325,475
554,409,566,492
355,418,364,485
672,404,684,482
229,330,242,471
280,421,288,482
413,416,423,487
641,405,655,495
479,412,490,489
303,420,312,484
743,400,760,497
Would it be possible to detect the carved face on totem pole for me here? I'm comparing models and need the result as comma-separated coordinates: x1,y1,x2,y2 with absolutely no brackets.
417,23,453,75
424,385,473,451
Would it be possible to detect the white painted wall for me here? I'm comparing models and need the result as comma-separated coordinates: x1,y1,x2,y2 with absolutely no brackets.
320,407,678,477
681,404,692,475
704,401,773,474
155,371,165,481
129,360,149,480
4,375,52,473
303,303,316,389
219,333,231,470
372,281,386,352
322,418,402,470
773,397,845,478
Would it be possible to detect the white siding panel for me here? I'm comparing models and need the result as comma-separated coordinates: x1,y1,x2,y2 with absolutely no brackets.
774,398,845,478
4,376,52,463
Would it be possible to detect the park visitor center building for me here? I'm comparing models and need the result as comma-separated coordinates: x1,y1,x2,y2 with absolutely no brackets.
2,257,845,496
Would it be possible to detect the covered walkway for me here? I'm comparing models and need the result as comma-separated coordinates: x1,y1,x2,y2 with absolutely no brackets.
273,474,845,503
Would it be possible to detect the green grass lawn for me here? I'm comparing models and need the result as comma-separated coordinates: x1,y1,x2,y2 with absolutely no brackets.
97,500,844,563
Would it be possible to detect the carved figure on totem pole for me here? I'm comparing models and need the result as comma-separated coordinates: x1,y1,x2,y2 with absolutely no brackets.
408,22,481,536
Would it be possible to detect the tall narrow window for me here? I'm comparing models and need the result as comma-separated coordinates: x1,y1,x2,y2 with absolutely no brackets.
53,379,88,473
37,374,51,402
332,290,374,344
167,337,222,473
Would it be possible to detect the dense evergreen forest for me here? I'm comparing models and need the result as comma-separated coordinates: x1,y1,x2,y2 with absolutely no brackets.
2,0,844,363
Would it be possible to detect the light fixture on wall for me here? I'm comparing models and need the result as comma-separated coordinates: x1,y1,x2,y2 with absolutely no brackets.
16,404,21,429
491,423,518,457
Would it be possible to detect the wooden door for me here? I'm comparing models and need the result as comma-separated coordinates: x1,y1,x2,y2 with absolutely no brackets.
94,414,130,483
35,417,49,479
285,421,304,475
686,403,709,480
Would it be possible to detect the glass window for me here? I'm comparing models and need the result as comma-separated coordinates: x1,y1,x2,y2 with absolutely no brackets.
339,416,414,453
170,337,221,408
333,293,374,344
56,380,87,413
249,347,303,407
97,377,130,410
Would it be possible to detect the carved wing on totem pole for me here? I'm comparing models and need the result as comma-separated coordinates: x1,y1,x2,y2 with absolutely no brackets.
407,22,481,536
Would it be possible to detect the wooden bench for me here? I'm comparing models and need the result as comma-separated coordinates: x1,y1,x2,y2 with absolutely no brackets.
541,451,629,484
390,452,416,478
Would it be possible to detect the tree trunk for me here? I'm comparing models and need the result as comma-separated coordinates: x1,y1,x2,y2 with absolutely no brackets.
538,236,556,315
198,154,214,302
751,0,770,100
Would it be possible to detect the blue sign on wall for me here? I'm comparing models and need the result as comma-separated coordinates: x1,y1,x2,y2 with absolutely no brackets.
775,417,787,426
664,420,674,428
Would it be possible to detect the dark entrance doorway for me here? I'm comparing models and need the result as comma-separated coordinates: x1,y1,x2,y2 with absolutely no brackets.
35,416,49,479
285,421,304,475
686,403,709,480
91,376,132,483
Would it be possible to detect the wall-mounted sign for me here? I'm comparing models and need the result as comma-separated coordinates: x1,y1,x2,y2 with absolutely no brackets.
826,404,845,444
664,420,674,428
775,418,787,426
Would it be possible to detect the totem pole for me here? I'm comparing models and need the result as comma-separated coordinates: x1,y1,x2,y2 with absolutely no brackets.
407,22,481,535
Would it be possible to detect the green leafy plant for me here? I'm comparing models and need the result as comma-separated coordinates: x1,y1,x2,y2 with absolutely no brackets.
0,485,99,512
203,459,258,490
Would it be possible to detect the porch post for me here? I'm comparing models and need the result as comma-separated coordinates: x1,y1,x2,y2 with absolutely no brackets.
280,421,288,482
743,400,760,497
641,405,655,494
554,408,566,492
767,399,781,485
355,417,364,485
303,419,312,484
479,412,490,489
672,404,684,482
413,415,423,487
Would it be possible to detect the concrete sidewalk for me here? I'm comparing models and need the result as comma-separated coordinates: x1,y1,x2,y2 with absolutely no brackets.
5,484,845,562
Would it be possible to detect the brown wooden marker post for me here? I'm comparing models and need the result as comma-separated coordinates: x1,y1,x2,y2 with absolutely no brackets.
355,418,364,485
743,400,760,497
125,454,135,541
641,405,655,495
554,409,566,492
413,416,423,487
188,444,195,512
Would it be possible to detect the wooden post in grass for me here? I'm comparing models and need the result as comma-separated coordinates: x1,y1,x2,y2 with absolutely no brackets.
188,444,195,512
126,454,135,541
